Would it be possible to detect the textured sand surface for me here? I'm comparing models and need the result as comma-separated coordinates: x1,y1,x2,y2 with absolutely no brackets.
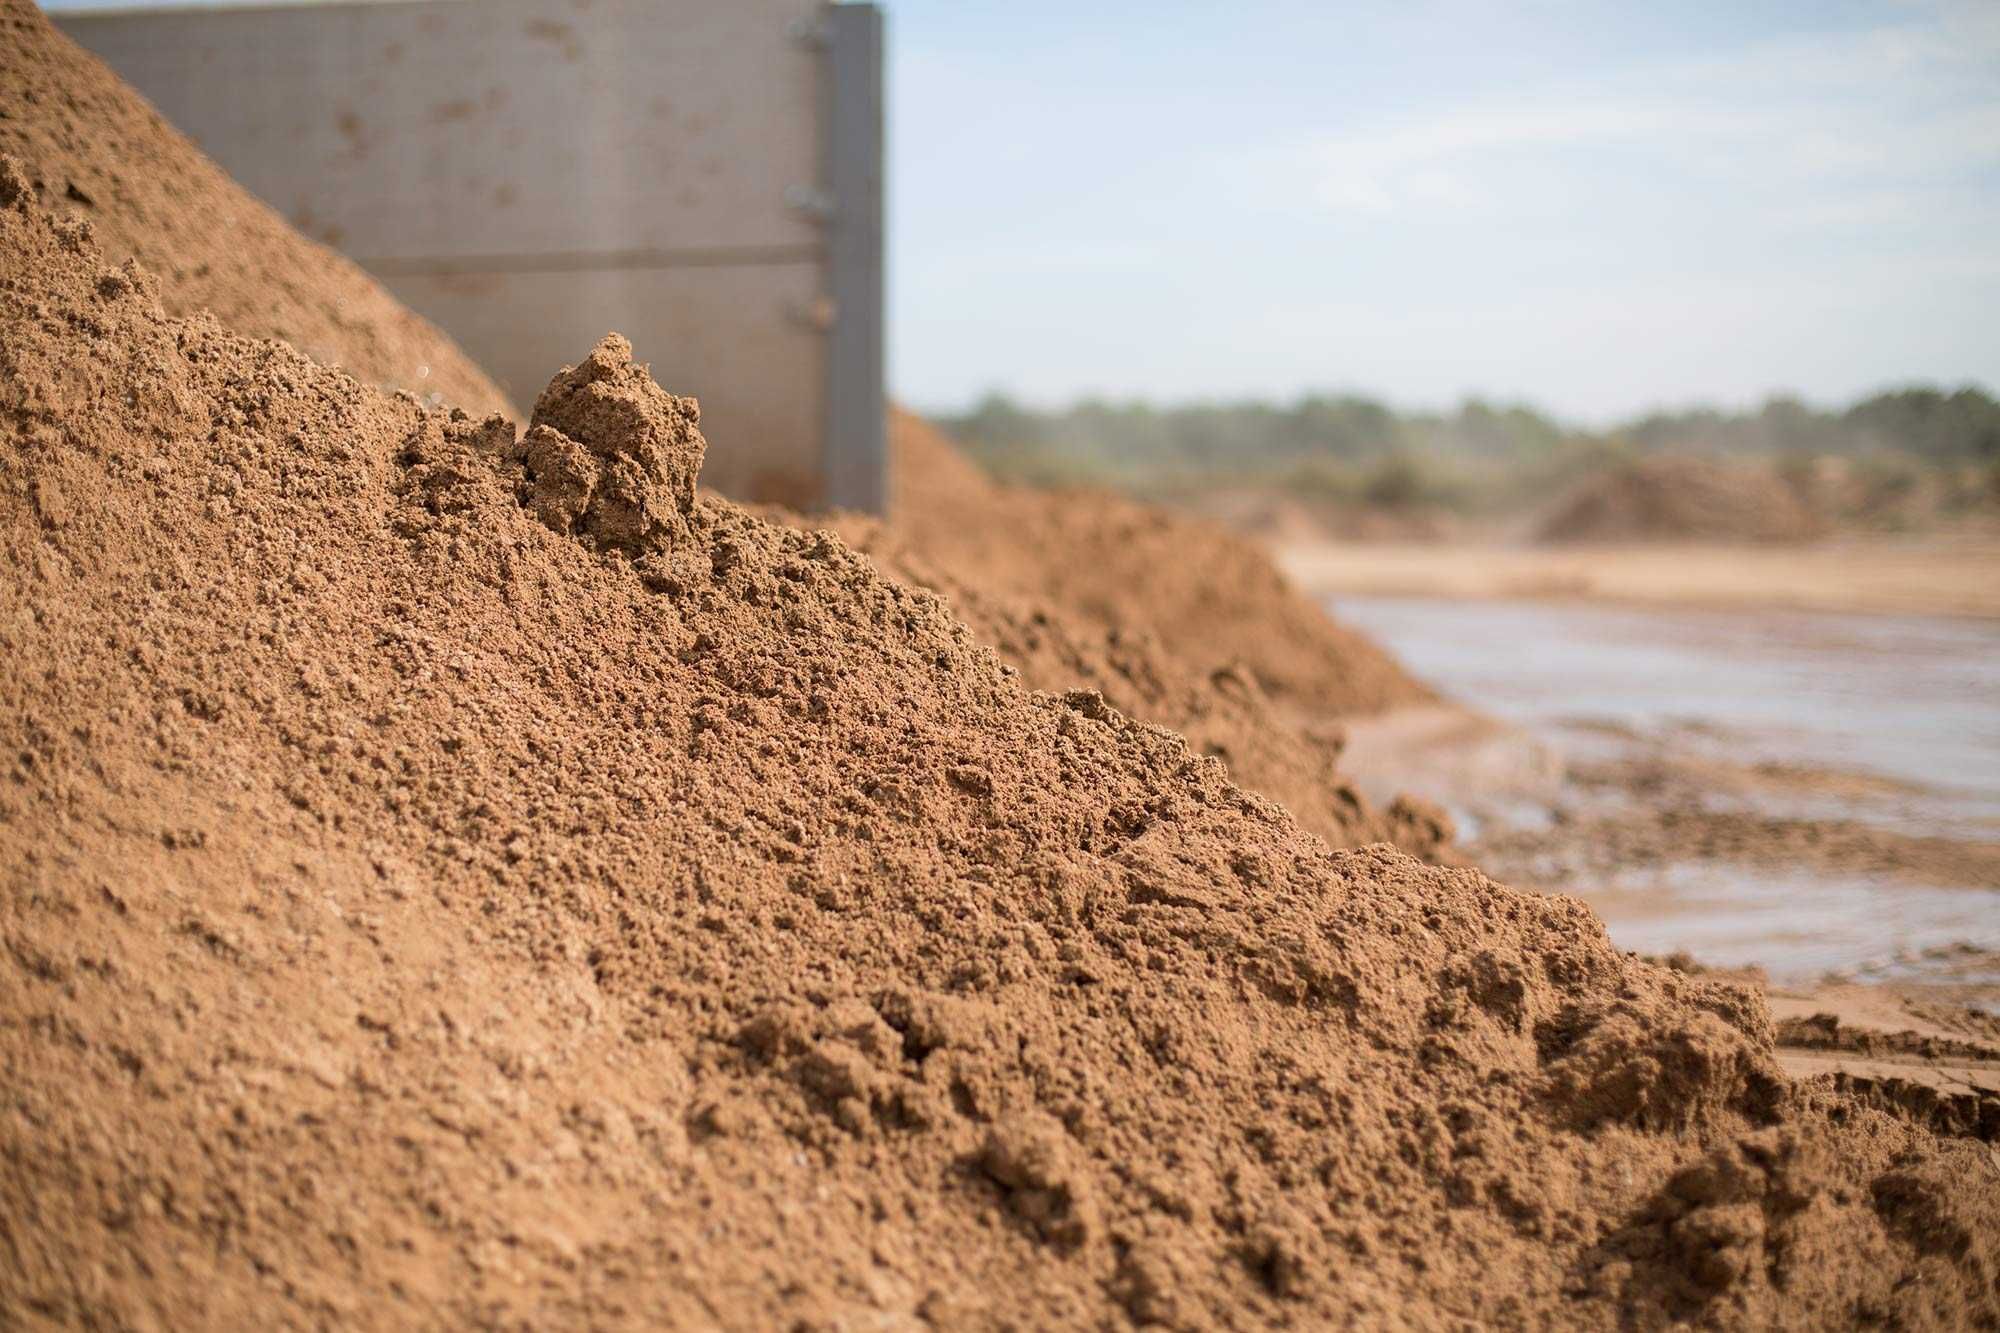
824,414,1453,857
4,167,1997,1328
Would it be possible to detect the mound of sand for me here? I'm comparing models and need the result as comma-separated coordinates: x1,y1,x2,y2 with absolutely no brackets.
882,412,1431,720
5,168,1995,1329
1538,456,1825,545
0,0,511,419
825,416,1449,857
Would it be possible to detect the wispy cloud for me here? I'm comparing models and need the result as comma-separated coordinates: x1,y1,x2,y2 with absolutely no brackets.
1286,6,2000,221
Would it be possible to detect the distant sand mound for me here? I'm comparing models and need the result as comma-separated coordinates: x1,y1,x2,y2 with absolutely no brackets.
1539,456,1825,544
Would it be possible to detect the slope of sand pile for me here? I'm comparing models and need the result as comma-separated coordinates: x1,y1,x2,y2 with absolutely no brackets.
830,414,1450,856
0,0,511,419
1538,456,1825,545
5,170,1996,1329
887,412,1429,718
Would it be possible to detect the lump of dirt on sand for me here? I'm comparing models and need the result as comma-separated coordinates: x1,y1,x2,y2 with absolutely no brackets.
1539,1001,1788,1132
1582,1128,2000,1324
505,332,705,554
976,1111,1099,1249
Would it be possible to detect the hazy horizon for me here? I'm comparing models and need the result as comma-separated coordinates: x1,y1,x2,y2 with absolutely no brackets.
906,375,1999,433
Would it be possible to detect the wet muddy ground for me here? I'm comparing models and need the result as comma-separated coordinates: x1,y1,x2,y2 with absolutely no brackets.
1331,595,2000,994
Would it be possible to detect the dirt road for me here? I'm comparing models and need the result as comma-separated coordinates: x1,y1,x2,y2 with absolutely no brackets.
1278,534,2000,620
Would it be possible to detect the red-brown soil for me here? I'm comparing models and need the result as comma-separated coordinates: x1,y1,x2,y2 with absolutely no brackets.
4,167,1996,1329
0,0,511,419
825,415,1449,856
885,412,1431,719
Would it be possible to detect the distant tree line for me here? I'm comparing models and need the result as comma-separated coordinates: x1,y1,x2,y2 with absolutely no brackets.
935,384,2000,512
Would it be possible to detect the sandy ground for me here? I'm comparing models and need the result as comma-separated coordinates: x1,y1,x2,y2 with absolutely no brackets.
1279,532,2000,1131
1276,533,2000,619
1336,697,2000,1141
1764,976,2000,1138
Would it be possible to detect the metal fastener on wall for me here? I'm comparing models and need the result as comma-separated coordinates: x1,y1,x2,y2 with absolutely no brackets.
784,183,837,223
821,2,885,515
788,12,829,48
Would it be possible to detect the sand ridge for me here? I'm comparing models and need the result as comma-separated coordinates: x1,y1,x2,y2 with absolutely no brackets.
825,413,1454,858
0,0,512,419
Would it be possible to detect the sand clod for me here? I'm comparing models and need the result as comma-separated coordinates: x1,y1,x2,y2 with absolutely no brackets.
517,332,705,554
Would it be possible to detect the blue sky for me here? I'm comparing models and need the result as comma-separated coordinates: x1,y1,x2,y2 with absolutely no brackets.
888,0,2000,421
44,0,2000,422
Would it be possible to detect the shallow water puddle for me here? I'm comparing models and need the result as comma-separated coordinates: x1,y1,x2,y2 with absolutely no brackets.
1331,594,2000,983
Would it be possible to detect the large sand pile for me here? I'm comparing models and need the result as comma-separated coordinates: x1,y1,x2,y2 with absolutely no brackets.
831,416,1449,856
0,0,511,419
1538,456,1825,545
5,168,1996,1329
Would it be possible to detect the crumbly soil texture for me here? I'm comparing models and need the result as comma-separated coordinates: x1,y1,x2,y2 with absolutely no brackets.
4,163,1998,1329
825,413,1453,859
